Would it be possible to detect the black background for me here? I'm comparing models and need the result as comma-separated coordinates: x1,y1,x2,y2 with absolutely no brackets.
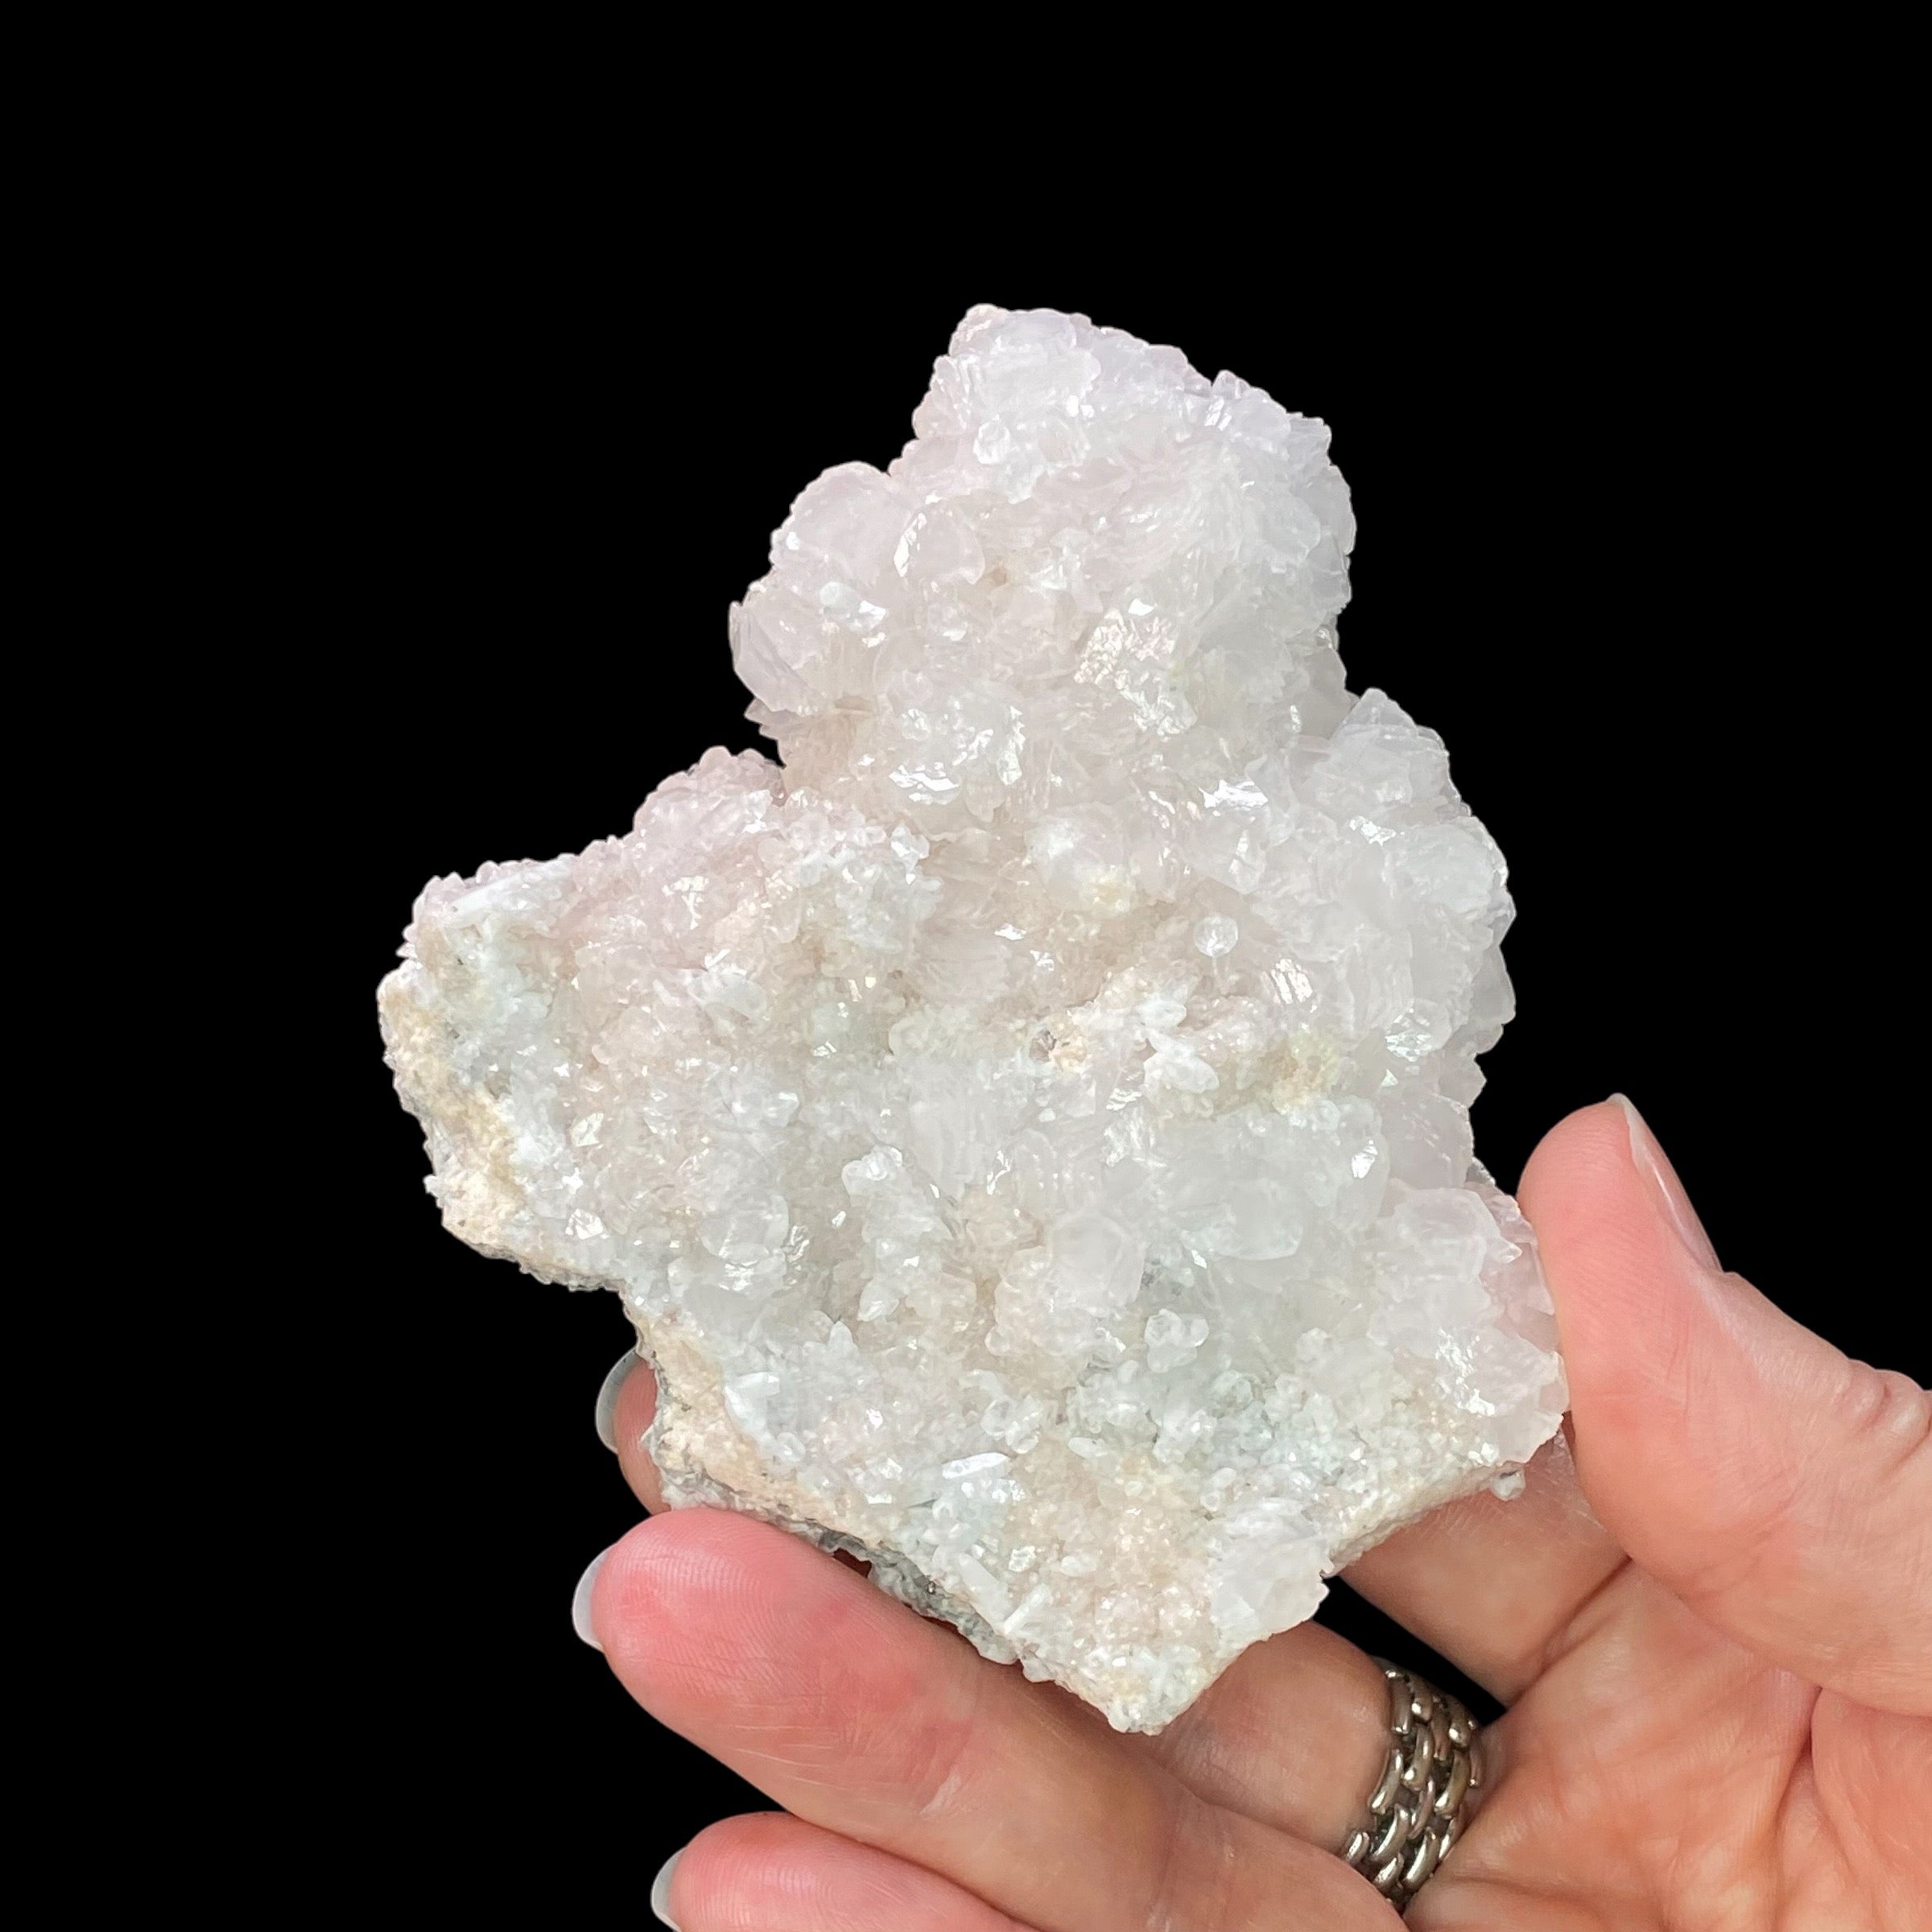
309,225,1922,1897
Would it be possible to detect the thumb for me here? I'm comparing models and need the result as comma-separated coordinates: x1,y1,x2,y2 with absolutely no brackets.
1519,1098,1931,1715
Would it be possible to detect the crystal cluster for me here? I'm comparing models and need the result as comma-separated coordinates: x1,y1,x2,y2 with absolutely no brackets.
379,307,1566,1732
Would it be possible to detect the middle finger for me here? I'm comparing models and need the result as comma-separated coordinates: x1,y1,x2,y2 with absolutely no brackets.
588,1509,1402,1931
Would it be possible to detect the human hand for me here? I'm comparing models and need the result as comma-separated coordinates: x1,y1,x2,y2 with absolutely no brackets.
580,1100,1930,1929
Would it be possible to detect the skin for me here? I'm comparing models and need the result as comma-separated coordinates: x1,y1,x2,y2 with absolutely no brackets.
587,1101,1931,1930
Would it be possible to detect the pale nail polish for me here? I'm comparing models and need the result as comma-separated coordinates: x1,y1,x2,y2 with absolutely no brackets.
595,1349,642,1451
1610,1094,1719,1271
650,1848,683,1927
572,1547,610,1651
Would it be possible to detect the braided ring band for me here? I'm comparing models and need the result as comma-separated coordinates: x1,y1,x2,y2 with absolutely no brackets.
1341,1659,1482,1912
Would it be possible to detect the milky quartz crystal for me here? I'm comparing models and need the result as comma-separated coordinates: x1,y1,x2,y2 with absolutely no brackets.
380,307,1566,1732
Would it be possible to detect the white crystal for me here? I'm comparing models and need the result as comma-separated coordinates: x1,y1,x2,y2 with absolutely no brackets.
379,306,1567,1732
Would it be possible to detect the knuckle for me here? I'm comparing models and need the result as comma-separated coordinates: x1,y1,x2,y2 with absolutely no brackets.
1852,1366,1932,1463
891,1677,983,1823
1141,1790,1238,1932
1837,1363,1932,1546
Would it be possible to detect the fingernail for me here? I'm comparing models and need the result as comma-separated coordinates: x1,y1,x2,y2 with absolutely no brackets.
595,1348,642,1451
572,1547,611,1651
1609,1094,1719,1271
650,1848,683,1927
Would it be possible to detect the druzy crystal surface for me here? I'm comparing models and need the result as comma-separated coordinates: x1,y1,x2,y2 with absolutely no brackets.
380,307,1566,1732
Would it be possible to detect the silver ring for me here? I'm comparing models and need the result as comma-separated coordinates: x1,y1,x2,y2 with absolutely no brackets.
1342,1659,1482,1911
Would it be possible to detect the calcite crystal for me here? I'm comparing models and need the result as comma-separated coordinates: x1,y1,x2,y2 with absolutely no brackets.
380,307,1566,1732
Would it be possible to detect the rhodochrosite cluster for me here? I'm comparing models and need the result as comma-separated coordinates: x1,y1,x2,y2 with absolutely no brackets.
380,307,1566,1732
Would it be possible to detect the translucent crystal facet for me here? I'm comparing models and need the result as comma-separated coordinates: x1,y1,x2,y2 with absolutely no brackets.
379,307,1566,1732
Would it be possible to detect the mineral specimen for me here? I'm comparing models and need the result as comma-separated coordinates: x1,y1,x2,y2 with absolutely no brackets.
379,306,1567,1732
